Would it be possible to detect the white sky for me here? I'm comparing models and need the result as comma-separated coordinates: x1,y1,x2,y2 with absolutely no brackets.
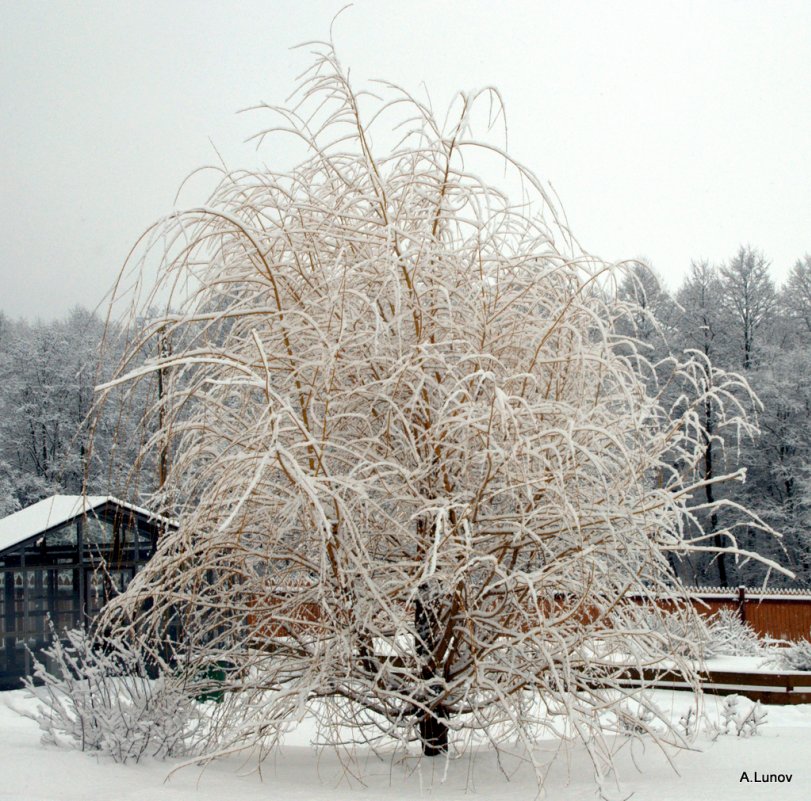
1,0,809,320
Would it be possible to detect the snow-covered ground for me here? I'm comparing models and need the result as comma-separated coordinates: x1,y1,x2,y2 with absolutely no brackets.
2,670,811,801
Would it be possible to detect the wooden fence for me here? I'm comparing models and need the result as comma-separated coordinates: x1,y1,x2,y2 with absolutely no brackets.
611,586,811,705
684,586,811,642
248,586,811,642
247,586,811,704
605,665,811,705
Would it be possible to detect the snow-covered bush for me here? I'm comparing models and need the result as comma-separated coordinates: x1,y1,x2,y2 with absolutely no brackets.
704,608,762,657
709,694,767,739
771,635,811,671
627,606,709,657
22,621,201,763
615,699,656,737
91,44,788,786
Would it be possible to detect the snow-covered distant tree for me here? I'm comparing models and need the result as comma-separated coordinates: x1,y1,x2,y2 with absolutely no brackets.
95,48,787,782
672,262,741,586
735,345,811,584
615,262,678,403
781,254,811,339
617,262,677,351
0,308,146,509
0,460,21,517
0,315,85,504
720,246,776,370
675,261,726,362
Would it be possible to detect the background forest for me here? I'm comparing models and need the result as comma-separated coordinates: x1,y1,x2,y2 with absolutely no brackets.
1,247,810,589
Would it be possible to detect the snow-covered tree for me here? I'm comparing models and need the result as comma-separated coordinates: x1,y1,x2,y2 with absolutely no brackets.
0,312,95,504
616,261,677,351
0,308,150,509
781,254,811,339
734,344,811,583
720,246,776,370
672,262,740,586
674,261,727,362
94,49,787,781
0,460,21,517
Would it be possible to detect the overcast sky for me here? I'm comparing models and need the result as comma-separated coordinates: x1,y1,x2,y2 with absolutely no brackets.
2,0,809,320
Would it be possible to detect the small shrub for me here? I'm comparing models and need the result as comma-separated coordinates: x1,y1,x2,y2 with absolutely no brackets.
616,702,655,736
706,694,767,740
678,706,696,738
632,608,707,657
21,620,202,763
704,609,762,657
772,636,811,671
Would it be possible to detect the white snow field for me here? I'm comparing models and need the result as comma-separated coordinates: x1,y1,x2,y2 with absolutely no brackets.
2,680,810,801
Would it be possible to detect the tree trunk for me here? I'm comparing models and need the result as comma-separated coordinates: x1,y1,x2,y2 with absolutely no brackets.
704,398,728,587
418,704,448,756
415,580,448,756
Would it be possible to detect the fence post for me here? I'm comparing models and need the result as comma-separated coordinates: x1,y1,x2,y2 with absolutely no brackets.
737,585,747,624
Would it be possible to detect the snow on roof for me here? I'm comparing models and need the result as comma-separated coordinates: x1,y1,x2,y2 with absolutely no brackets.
0,494,170,555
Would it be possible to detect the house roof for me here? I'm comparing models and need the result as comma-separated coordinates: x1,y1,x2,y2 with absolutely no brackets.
0,494,170,555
